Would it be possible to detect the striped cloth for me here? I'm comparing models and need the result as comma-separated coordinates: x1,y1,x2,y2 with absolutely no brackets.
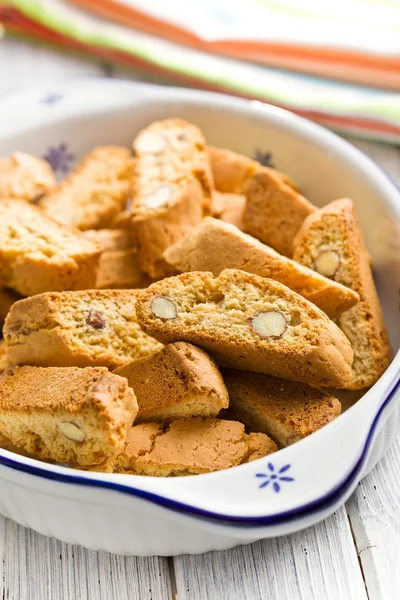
1,0,400,143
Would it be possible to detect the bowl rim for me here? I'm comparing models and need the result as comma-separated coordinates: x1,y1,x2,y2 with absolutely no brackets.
0,77,399,528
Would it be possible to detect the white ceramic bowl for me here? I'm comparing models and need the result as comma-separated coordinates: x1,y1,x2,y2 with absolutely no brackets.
0,79,399,556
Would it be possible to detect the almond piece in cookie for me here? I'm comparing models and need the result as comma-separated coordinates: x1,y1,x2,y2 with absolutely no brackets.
0,199,102,296
223,368,341,446
207,146,299,194
131,119,213,278
135,269,354,388
293,198,391,389
41,146,132,230
0,366,138,469
244,169,316,257
114,342,229,422
0,152,56,202
164,217,359,319
114,418,249,476
4,290,163,369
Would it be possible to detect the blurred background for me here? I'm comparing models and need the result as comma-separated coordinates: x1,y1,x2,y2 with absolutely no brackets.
0,0,399,144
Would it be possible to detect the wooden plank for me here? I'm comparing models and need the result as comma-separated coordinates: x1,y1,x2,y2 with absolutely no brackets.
174,508,367,600
0,515,172,600
347,436,400,600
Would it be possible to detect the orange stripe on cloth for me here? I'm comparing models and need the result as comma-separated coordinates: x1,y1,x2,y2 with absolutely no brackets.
72,0,400,90
1,6,400,139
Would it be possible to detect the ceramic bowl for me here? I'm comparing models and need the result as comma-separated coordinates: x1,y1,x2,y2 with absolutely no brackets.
0,79,399,556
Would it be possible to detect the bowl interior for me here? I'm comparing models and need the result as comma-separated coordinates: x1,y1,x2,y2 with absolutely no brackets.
1,82,399,412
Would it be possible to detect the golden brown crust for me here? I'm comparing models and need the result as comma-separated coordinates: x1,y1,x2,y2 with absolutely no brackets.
41,146,132,230
0,199,102,296
244,169,316,257
0,365,138,468
114,342,229,422
131,119,213,278
135,269,354,387
4,289,163,369
0,152,56,202
114,417,248,476
207,146,300,194
243,432,278,462
95,248,152,289
164,217,359,319
223,368,341,446
293,198,391,389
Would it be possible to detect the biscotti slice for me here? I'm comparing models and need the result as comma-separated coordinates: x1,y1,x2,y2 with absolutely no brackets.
164,218,359,319
0,366,138,469
95,249,151,289
243,432,278,462
114,342,229,423
114,418,249,476
0,152,56,202
207,146,299,194
0,199,102,296
293,198,391,389
135,269,353,387
223,368,341,446
82,228,133,251
4,290,163,369
244,169,316,257
131,119,213,278
41,146,131,230
0,288,21,330
211,191,246,229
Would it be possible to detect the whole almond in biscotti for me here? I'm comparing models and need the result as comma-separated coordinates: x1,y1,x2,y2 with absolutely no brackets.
135,269,354,388
131,119,213,278
41,146,132,230
114,342,229,423
0,152,56,202
0,365,138,470
164,217,359,319
244,169,316,257
222,368,341,447
207,146,299,195
114,417,275,476
293,198,391,389
0,199,102,296
4,290,163,369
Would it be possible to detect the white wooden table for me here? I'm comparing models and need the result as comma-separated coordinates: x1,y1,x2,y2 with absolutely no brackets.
0,36,399,600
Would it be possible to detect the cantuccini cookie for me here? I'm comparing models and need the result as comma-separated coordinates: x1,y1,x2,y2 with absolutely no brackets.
95,249,151,289
114,417,274,476
211,191,246,229
243,432,278,462
164,218,359,318
0,152,56,202
293,198,391,389
131,119,213,278
82,228,133,251
207,146,299,194
135,269,354,387
4,290,163,369
0,199,101,296
114,342,229,423
0,366,138,469
222,369,341,446
41,146,132,230
244,169,316,257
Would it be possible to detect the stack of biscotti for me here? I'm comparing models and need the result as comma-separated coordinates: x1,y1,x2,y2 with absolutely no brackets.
0,124,392,477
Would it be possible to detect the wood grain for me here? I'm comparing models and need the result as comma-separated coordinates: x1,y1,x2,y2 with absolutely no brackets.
0,35,400,600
